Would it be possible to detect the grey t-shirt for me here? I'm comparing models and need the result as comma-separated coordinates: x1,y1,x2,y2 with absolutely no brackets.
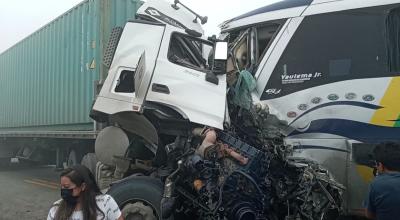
365,172,400,220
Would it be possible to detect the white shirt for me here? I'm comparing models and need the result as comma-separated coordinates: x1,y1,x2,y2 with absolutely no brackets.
47,194,121,220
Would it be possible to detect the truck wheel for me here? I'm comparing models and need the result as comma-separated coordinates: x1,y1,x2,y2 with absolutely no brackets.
107,176,168,220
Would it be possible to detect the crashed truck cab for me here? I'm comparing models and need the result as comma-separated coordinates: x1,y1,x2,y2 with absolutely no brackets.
91,0,227,173
89,0,356,219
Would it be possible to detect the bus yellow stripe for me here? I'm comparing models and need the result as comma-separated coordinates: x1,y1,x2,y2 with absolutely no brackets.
356,165,375,183
370,77,400,127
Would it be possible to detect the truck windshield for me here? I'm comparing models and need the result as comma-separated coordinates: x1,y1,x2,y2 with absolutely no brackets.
168,33,213,72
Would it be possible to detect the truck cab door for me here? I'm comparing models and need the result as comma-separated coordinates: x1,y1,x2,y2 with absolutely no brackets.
93,21,166,115
144,27,227,129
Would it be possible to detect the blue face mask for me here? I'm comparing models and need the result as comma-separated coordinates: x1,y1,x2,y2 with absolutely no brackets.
61,188,79,206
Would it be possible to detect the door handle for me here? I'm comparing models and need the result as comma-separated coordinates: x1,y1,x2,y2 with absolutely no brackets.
152,83,170,94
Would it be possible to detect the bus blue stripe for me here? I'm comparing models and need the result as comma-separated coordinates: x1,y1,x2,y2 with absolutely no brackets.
290,101,383,125
289,118,400,143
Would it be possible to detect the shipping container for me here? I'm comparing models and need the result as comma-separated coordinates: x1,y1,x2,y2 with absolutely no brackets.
0,0,142,132
0,0,141,167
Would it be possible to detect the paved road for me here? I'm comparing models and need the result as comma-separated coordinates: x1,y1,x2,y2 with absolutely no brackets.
0,164,359,220
0,164,60,220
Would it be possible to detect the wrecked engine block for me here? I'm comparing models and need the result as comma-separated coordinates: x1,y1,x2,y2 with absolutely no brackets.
161,129,344,220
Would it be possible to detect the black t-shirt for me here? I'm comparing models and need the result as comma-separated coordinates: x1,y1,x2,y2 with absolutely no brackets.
365,172,400,220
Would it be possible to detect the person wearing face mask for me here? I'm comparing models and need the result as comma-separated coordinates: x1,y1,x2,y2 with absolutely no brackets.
47,165,123,220
364,142,400,220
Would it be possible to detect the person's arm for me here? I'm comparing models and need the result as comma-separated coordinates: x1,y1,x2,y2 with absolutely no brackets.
46,211,53,220
364,184,377,219
104,194,123,220
47,206,57,220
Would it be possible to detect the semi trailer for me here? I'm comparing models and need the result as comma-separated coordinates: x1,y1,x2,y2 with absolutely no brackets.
0,0,142,168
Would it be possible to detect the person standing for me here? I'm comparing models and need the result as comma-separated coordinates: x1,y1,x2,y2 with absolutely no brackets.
47,165,123,220
365,142,400,220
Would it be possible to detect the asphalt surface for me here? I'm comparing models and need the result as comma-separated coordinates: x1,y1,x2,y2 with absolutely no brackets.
0,164,60,220
0,164,360,220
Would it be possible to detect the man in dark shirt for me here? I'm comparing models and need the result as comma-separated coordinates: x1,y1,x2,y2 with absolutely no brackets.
365,142,400,220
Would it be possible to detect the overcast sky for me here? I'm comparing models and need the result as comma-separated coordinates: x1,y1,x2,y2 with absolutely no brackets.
0,0,279,53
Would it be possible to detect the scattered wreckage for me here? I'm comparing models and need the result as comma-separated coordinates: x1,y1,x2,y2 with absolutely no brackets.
157,103,345,220
100,97,345,220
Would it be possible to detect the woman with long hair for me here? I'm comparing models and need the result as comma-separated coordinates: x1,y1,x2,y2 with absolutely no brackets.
47,165,123,220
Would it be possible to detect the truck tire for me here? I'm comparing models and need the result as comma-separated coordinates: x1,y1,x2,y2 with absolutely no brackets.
107,176,169,220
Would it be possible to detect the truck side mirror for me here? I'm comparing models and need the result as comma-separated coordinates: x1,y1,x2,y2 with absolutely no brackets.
206,41,228,85
212,42,228,75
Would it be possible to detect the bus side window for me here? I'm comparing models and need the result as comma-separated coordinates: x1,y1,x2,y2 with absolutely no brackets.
386,7,400,72
255,23,281,64
262,4,400,100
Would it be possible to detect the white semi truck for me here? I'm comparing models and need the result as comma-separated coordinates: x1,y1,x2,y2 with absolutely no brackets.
90,0,400,219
